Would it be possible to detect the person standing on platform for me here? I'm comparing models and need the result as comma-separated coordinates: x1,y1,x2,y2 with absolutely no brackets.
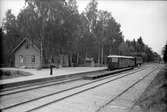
50,57,54,75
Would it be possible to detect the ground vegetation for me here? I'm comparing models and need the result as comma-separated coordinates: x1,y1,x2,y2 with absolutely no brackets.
134,65,167,112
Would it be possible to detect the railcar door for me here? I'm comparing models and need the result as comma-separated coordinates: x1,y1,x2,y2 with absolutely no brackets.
111,57,119,69
107,57,119,70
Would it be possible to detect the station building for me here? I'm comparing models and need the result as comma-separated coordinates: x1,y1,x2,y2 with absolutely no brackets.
9,38,69,68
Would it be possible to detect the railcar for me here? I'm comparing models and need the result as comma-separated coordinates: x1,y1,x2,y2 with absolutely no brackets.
107,55,135,70
135,56,143,66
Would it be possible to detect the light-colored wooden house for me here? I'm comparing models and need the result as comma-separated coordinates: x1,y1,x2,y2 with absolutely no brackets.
10,37,70,68
10,38,40,68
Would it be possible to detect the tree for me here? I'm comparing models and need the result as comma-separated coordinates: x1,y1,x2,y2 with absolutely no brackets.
2,10,22,66
82,0,124,64
66,0,78,13
118,40,135,56
24,0,82,66
118,42,129,55
94,10,111,64
80,0,99,63
85,0,98,33
163,42,167,63
25,0,66,67
103,15,124,55
136,36,145,52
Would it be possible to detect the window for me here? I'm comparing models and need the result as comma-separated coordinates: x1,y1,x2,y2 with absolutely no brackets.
32,55,35,63
25,41,29,49
112,57,118,62
19,55,24,64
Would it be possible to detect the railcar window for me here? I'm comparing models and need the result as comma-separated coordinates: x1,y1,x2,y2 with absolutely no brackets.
112,57,118,62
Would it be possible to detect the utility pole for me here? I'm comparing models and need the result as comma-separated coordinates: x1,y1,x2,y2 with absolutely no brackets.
98,42,101,64
101,45,103,64
39,11,46,69
40,20,44,69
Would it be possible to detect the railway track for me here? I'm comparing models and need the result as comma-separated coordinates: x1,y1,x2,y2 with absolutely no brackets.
0,77,82,96
27,65,159,112
96,64,161,112
0,65,152,112
1,66,150,112
0,67,139,96
0,70,107,92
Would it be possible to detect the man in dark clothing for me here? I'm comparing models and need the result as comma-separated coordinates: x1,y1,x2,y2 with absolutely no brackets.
50,57,54,75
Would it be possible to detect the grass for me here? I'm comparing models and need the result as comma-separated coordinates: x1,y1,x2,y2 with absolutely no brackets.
135,64,167,112
0,69,33,80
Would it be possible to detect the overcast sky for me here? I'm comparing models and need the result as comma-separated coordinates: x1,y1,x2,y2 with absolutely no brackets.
0,0,167,56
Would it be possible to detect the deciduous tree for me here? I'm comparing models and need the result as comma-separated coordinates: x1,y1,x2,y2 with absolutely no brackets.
163,42,167,63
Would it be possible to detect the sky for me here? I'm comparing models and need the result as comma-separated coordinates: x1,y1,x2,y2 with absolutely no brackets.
0,0,167,56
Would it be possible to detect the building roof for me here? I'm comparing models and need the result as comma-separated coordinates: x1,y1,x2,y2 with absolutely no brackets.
9,37,40,56
107,55,134,59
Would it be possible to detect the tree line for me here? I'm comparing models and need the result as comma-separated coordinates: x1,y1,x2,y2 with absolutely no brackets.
163,42,167,63
1,0,160,66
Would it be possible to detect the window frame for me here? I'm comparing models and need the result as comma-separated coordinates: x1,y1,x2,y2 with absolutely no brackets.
19,55,24,64
31,55,35,63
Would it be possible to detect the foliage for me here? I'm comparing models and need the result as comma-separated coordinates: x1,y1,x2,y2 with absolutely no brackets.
1,10,22,65
1,0,160,66
83,0,124,64
118,36,161,62
136,66,167,112
163,42,167,63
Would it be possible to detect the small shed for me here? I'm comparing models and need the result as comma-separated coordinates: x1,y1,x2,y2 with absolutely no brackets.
10,38,40,68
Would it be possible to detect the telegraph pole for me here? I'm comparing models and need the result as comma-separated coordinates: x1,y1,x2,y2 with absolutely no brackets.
39,24,44,69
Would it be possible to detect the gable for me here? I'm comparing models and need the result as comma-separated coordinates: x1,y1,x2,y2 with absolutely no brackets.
15,40,40,55
9,38,40,56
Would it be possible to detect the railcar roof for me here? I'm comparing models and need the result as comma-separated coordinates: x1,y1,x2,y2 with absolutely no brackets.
107,55,134,59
